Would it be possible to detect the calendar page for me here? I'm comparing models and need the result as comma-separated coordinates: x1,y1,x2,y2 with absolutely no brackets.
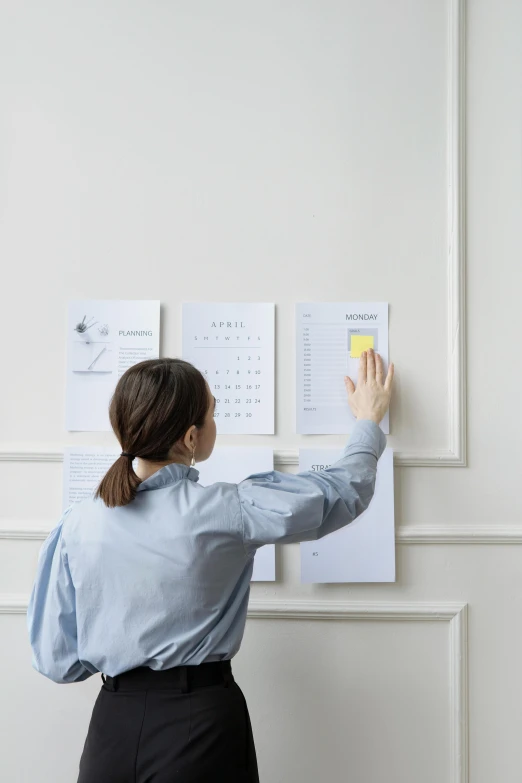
182,303,275,434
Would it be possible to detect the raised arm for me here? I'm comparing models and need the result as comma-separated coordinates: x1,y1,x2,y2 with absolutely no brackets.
237,350,394,552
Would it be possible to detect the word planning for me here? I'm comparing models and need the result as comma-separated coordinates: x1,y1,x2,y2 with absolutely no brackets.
182,303,275,434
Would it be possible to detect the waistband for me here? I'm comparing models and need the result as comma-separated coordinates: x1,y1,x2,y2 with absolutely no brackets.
102,660,233,693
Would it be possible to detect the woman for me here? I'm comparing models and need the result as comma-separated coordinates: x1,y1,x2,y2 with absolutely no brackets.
28,348,393,783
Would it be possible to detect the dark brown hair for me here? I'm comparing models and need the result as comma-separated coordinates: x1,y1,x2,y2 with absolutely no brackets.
96,358,209,508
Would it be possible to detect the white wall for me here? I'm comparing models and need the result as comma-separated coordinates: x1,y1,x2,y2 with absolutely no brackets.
0,1,521,781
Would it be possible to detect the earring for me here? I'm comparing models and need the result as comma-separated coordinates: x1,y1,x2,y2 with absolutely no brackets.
190,448,196,467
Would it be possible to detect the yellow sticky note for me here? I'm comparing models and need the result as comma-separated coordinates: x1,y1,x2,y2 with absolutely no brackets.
350,334,374,358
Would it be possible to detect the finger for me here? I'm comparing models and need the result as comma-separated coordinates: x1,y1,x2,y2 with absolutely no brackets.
358,352,367,385
375,352,384,385
344,376,355,396
384,362,395,392
366,348,376,381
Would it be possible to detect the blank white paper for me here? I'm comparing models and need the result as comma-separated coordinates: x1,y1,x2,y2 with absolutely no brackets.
66,300,160,431
296,302,389,434
299,448,395,583
197,447,276,582
182,303,275,434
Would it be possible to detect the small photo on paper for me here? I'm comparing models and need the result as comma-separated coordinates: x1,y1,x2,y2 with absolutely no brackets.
71,342,114,373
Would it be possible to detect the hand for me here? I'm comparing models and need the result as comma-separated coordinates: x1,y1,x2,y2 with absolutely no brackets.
344,349,394,425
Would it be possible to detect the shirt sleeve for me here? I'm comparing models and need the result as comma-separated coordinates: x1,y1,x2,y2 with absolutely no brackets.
27,509,93,684
237,419,387,552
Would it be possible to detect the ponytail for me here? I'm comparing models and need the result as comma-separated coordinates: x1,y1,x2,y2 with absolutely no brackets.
95,454,141,508
95,358,209,509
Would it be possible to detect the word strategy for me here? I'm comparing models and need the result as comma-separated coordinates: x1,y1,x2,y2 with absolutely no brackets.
182,303,275,434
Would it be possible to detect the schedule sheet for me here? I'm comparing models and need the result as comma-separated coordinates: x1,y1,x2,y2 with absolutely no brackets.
296,302,389,434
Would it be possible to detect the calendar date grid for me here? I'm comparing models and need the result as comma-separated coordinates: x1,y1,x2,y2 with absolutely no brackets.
192,345,266,421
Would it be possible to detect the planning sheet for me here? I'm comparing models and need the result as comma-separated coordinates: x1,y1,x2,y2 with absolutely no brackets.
296,302,389,434
299,448,395,583
63,446,276,582
182,303,275,435
197,447,276,582
66,300,160,431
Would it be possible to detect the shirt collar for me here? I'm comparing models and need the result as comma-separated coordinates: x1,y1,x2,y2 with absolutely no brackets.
137,463,200,492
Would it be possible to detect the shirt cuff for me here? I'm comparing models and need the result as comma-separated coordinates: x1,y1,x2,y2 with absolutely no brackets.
345,419,387,460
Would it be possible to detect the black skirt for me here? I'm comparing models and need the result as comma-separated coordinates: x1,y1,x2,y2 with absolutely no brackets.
77,661,259,783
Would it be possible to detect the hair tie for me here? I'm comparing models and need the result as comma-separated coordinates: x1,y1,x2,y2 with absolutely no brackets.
121,452,135,459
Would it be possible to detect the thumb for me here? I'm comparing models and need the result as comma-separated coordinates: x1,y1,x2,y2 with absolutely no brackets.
344,376,355,396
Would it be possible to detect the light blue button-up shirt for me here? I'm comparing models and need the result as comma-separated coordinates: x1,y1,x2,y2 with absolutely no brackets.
27,420,386,683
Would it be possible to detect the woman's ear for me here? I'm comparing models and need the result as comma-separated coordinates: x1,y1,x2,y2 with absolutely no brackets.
182,425,197,452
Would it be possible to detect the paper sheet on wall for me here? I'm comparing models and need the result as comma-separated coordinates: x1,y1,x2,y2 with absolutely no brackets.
299,448,395,583
63,447,120,509
197,447,276,582
66,300,160,431
296,302,389,434
182,303,274,434
63,446,276,582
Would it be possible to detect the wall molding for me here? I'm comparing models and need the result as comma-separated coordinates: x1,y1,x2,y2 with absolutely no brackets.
1,596,469,783
0,1,467,470
0,526,52,540
3,522,522,545
443,0,467,468
398,525,522,544
0,595,27,614
0,442,464,469
0,449,67,463
0,446,467,469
